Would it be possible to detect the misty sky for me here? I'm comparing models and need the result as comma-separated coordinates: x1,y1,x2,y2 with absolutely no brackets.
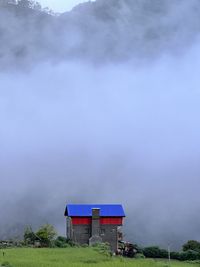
37,0,93,12
1,0,200,250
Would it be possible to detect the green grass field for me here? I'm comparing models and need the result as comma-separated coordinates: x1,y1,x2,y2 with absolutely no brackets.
0,248,199,267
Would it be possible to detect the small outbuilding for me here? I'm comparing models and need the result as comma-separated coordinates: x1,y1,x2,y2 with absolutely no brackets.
64,204,125,252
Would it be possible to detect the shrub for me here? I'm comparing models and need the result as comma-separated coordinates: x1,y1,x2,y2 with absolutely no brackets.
1,261,13,267
186,260,200,264
170,251,181,260
179,250,200,261
134,253,145,259
171,250,200,261
92,243,111,257
81,244,89,248
54,236,72,248
143,246,168,258
133,244,143,254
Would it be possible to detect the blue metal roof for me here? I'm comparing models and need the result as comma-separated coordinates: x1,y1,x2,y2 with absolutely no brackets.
64,204,125,217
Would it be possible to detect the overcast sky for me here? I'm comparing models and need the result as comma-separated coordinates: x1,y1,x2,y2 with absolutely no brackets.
38,0,93,12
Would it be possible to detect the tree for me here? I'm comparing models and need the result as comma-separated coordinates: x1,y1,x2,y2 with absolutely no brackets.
24,226,37,245
36,224,57,247
182,240,200,252
17,0,30,8
17,0,41,10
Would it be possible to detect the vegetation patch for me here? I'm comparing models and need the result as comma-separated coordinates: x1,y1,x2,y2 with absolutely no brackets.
1,261,13,267
0,248,199,267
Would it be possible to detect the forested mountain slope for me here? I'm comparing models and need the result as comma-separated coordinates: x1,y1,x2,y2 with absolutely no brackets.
1,0,200,68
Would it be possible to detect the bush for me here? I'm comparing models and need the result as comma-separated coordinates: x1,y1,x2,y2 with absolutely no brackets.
92,243,111,257
179,250,200,261
133,244,143,254
143,246,200,261
186,260,200,264
170,251,181,260
171,250,200,261
81,244,89,248
1,261,13,267
24,226,37,245
54,236,73,248
134,253,145,259
143,246,168,258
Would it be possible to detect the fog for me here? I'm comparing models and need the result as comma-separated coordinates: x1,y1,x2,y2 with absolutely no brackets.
0,0,200,249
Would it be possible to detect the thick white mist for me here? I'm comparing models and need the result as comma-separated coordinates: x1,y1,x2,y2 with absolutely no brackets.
1,41,200,248
1,0,200,249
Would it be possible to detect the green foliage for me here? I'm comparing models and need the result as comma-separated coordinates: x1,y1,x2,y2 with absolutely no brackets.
36,224,57,247
179,250,200,261
54,236,74,248
24,224,57,247
92,242,111,257
143,243,200,261
81,243,89,248
24,226,37,245
0,248,111,267
169,240,200,261
135,253,146,259
0,247,198,267
171,250,200,261
171,251,181,260
186,260,200,264
1,261,13,267
182,240,200,252
143,246,168,258
133,244,143,254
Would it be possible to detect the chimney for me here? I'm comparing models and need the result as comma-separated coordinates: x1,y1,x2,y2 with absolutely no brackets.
89,208,102,246
91,208,100,236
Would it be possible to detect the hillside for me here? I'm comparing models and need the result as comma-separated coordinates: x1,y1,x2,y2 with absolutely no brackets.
0,0,200,68
0,1,53,69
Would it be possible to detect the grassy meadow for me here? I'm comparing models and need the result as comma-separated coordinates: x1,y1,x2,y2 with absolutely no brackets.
0,248,199,267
